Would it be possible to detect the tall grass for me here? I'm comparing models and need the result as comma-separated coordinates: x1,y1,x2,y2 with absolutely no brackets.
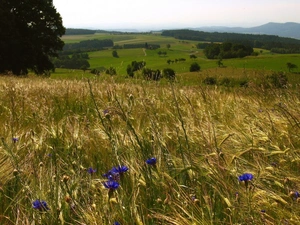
0,75,299,224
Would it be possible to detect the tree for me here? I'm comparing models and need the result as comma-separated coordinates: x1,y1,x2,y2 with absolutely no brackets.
126,61,146,77
163,68,175,80
81,65,88,73
203,77,217,85
190,62,200,72
217,58,224,67
190,54,197,60
203,44,221,59
0,0,65,75
106,67,116,76
112,50,119,58
158,51,167,57
53,53,90,70
142,68,161,81
286,62,297,72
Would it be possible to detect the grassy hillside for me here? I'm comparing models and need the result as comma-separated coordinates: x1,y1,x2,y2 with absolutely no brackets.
0,75,300,224
59,33,300,81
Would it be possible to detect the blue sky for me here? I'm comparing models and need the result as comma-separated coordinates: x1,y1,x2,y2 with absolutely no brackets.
53,0,300,29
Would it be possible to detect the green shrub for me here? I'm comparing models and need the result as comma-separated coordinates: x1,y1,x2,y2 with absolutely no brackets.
203,76,217,85
162,68,175,80
219,77,232,87
267,72,288,88
142,68,161,81
239,79,249,87
105,66,117,75
190,62,200,72
90,68,100,75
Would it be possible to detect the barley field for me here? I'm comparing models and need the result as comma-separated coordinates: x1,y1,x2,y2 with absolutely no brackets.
0,75,300,224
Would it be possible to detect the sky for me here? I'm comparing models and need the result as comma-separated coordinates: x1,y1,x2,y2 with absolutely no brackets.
52,0,300,30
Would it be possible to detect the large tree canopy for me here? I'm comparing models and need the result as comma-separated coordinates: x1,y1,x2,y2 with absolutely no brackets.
0,0,65,75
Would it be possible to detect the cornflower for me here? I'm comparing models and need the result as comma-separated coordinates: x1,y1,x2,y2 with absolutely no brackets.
111,165,128,174
87,167,97,174
289,191,300,200
146,157,157,165
32,200,49,211
238,173,253,182
103,165,128,181
103,180,119,198
103,180,119,190
103,171,120,181
238,173,253,189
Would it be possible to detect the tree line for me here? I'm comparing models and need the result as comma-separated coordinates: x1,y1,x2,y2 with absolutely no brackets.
123,43,160,49
52,39,114,70
162,29,300,53
65,29,97,35
62,39,114,54
203,42,254,59
52,53,90,70
64,28,138,35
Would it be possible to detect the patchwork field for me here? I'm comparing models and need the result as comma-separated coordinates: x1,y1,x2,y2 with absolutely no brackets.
58,33,300,86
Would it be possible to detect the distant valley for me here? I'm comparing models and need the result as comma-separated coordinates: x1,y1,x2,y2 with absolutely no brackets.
65,22,300,40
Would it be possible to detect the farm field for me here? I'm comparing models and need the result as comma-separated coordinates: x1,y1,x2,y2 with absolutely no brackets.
57,33,300,86
0,75,300,224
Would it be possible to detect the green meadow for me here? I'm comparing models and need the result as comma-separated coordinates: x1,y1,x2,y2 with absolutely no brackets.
58,33,300,85
1,33,300,225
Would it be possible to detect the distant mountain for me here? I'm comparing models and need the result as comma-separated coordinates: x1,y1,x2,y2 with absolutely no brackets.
194,22,300,39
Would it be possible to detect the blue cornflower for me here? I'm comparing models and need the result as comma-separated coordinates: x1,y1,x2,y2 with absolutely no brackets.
238,173,253,182
146,157,157,165
114,222,121,225
290,191,300,200
87,167,97,174
271,162,278,167
103,109,109,115
103,180,119,190
103,171,120,181
103,165,128,181
191,195,196,202
111,165,128,174
12,137,19,143
32,200,49,211
289,191,300,200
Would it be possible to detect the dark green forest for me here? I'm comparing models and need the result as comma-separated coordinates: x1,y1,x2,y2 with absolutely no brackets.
52,53,90,70
123,43,160,49
62,39,114,53
65,29,97,35
203,42,254,59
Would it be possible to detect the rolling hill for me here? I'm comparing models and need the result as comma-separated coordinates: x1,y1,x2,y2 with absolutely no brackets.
194,22,300,39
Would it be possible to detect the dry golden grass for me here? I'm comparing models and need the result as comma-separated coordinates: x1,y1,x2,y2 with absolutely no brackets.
0,75,299,224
